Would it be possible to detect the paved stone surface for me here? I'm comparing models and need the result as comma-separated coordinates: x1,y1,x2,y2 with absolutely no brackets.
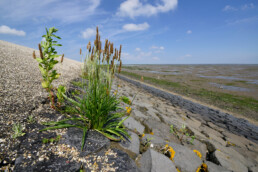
123,116,145,134
117,74,258,143
205,161,232,172
212,150,248,172
168,142,202,172
119,131,140,155
143,118,180,143
139,149,177,172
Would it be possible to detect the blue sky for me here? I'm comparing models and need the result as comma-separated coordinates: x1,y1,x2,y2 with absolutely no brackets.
0,0,257,64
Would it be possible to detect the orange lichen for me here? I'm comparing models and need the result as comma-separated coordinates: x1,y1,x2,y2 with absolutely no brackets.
125,107,132,114
196,163,208,172
165,144,175,161
193,150,202,159
150,132,154,135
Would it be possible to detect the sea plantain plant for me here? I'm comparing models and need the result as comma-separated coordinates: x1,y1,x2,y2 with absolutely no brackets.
41,27,130,151
33,27,65,109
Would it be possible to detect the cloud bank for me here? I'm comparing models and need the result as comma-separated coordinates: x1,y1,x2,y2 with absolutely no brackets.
117,0,178,18
0,25,26,36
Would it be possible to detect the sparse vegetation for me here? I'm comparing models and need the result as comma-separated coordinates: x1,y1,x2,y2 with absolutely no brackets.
12,123,25,139
170,124,195,144
40,27,130,151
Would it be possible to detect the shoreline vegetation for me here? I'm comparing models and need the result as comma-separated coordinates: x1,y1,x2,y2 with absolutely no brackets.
120,70,258,122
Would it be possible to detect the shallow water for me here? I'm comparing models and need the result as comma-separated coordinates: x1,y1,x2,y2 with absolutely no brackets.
209,82,251,92
198,75,258,85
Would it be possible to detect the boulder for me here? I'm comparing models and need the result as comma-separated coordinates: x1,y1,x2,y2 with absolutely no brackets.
14,155,81,172
212,150,248,172
139,149,177,172
62,128,110,157
205,161,232,172
168,142,202,172
143,119,180,143
82,148,140,172
184,139,208,160
123,116,145,134
119,131,140,155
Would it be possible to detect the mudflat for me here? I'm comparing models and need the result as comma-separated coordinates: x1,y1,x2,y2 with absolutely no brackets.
121,64,258,122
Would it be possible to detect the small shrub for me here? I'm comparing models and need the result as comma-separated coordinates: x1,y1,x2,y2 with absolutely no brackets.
33,27,65,109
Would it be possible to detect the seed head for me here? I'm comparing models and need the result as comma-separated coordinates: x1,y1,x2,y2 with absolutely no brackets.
118,60,122,73
87,41,91,52
110,43,114,54
104,39,108,54
119,45,122,61
61,54,64,63
80,48,82,55
32,51,36,59
38,44,44,59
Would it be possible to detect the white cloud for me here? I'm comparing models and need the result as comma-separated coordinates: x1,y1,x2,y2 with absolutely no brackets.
135,48,141,51
0,25,26,36
0,0,101,23
241,3,255,10
117,0,178,18
227,16,258,25
184,54,192,57
82,28,95,39
151,46,164,50
223,5,237,11
186,30,192,34
152,57,160,60
223,3,255,12
123,22,149,31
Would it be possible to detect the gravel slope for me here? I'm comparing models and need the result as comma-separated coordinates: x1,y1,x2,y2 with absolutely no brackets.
0,40,81,114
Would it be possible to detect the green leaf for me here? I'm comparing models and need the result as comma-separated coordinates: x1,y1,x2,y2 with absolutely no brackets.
36,58,43,63
81,127,87,151
41,81,49,89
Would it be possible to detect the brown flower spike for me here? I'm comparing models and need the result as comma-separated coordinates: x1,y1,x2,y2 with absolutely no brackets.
38,44,44,59
61,54,64,63
32,51,36,59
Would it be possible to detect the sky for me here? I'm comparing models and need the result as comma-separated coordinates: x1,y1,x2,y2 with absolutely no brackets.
0,0,258,64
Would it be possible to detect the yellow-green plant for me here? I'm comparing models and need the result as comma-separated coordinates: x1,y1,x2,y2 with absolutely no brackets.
41,27,130,151
170,124,195,144
12,123,25,138
33,27,65,108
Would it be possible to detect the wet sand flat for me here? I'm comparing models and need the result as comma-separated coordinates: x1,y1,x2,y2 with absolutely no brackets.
121,64,258,122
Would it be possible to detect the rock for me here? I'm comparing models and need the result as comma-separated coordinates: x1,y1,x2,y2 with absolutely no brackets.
205,161,232,172
184,139,208,160
119,131,140,155
14,155,81,172
139,149,177,172
146,108,161,121
132,109,148,121
142,134,166,146
249,166,258,172
143,119,180,143
212,150,248,172
82,148,140,172
168,142,202,172
123,116,145,134
62,128,110,156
